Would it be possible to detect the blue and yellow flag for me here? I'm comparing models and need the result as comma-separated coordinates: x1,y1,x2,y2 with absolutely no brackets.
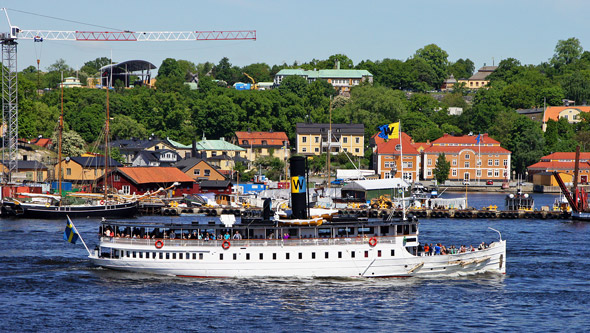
64,217,79,244
378,122,400,140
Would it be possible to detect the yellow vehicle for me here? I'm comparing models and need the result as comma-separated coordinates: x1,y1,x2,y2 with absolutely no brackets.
370,195,393,209
243,72,258,90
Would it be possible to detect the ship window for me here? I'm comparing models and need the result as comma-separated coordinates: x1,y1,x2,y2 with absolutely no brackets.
273,253,277,260
147,252,151,259
126,251,130,257
364,251,369,258
132,251,136,258
312,252,316,259
159,253,163,259
166,253,170,260
286,253,290,260
259,253,263,260
298,253,303,259
172,253,176,259
378,250,382,257
138,252,143,259
246,253,250,260
233,253,237,260
179,253,183,260
192,253,196,260
397,225,403,234
338,252,342,258
325,252,329,259
186,253,190,260
199,253,203,260
380,226,390,234
351,251,356,258
220,254,223,260
391,250,395,256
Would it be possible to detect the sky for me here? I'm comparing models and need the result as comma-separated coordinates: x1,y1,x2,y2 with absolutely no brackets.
2,0,590,73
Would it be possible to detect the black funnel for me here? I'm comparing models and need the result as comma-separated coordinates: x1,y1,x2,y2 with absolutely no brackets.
262,198,272,220
289,156,307,219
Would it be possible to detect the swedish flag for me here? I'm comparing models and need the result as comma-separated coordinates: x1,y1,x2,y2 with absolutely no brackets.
64,217,79,244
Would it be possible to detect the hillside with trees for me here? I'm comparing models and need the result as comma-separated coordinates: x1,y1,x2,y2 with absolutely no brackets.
12,37,590,176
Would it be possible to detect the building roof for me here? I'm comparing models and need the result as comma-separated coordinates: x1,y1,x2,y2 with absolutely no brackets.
199,180,232,188
542,106,590,123
175,157,207,171
431,133,500,146
196,139,245,151
467,66,498,81
527,161,590,170
100,60,156,72
540,152,590,162
31,137,52,148
69,156,122,168
375,133,420,155
117,167,195,184
165,138,191,149
0,160,48,170
296,123,364,135
235,131,289,147
109,138,164,151
424,145,511,154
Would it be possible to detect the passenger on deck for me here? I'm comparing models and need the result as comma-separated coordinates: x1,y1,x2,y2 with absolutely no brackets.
434,243,441,255
283,233,290,240
170,231,176,239
424,244,430,255
224,232,230,240
204,233,210,241
233,231,242,240
429,244,434,256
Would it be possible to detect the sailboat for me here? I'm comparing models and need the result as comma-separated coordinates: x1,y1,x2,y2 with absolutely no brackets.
1,73,138,219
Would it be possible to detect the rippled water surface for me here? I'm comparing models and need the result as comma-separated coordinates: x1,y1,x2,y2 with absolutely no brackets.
1,193,589,331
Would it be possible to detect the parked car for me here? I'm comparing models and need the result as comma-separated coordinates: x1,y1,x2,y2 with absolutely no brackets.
331,178,345,185
486,180,494,185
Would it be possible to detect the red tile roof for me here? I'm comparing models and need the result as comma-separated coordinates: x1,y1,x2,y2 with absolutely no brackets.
117,167,195,184
32,138,52,148
235,131,289,146
375,134,419,155
431,133,500,146
543,106,590,123
540,152,590,161
424,145,511,154
528,161,590,170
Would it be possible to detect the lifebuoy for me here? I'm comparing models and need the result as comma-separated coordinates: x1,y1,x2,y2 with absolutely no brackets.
155,240,164,249
100,200,105,205
222,240,230,250
368,237,377,247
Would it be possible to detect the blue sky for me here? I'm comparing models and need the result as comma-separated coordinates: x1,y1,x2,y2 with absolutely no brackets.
2,0,589,72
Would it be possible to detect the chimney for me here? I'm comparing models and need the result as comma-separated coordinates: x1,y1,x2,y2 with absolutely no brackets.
192,140,197,158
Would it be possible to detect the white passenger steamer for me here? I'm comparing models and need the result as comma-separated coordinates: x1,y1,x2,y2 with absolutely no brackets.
88,156,506,278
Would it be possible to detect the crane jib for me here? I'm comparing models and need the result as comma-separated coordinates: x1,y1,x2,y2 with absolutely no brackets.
17,30,256,41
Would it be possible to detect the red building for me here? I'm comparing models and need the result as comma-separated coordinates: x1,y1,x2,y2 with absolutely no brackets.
98,167,199,196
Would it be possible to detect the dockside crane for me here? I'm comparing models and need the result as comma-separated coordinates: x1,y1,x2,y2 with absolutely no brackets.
0,8,255,182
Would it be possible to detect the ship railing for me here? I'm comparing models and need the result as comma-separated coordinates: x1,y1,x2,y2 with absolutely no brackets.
99,235,410,247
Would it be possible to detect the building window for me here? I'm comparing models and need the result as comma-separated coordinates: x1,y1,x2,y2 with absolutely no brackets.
488,169,493,177
315,136,319,143
452,160,457,166
194,169,200,176
464,161,470,168
343,137,348,144
314,147,319,152
355,148,360,153
494,169,500,177
427,159,432,166
488,160,493,166
403,162,413,168
261,140,267,145
355,137,360,144
204,170,210,177
114,174,120,181
452,169,457,176
503,160,508,166
66,168,72,176
122,185,130,195
395,144,401,151
465,154,470,159
495,159,499,166
242,140,248,145
476,170,482,177
302,137,307,143
302,148,307,153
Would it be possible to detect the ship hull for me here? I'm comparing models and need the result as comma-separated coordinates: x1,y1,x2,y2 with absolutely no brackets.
2,201,138,219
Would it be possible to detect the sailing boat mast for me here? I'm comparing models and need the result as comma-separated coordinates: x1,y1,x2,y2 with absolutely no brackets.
326,96,332,188
57,71,64,202
104,72,111,200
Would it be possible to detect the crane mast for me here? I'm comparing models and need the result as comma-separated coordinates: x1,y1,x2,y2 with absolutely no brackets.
0,8,255,183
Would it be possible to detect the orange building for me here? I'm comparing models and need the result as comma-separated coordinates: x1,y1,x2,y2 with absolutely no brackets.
527,152,590,184
542,106,590,131
372,133,421,182
423,134,511,183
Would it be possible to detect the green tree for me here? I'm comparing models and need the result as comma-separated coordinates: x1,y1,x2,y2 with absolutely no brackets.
110,114,148,139
551,37,583,69
448,58,474,79
52,130,86,157
156,58,187,92
413,44,449,88
433,153,451,184
80,57,111,76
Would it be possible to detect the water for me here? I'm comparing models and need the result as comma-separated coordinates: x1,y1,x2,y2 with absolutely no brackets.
1,193,590,331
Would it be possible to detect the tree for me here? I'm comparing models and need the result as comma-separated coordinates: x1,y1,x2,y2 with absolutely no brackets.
47,58,72,73
52,130,86,157
551,37,583,69
156,58,186,92
81,57,111,76
433,153,451,184
110,115,148,139
448,58,474,79
413,44,449,88
278,75,308,98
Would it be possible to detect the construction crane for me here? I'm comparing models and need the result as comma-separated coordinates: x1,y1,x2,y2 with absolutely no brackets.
0,8,255,182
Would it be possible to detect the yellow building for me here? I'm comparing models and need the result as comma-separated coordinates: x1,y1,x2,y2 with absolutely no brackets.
234,131,290,163
194,138,246,171
296,123,365,157
55,156,122,184
457,65,497,90
0,160,49,182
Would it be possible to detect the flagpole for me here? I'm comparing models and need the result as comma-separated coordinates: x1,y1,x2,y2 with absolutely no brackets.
67,215,92,256
478,133,481,186
399,120,406,221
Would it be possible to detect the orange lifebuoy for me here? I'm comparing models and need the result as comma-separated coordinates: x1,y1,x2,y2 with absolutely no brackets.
368,237,377,247
155,240,164,249
100,200,105,205
222,240,230,250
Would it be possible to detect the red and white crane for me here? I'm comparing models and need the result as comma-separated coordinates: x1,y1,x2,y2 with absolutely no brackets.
0,8,255,181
